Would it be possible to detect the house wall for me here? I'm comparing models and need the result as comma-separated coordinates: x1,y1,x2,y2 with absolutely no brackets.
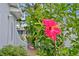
0,3,27,48
0,3,9,48
8,14,15,45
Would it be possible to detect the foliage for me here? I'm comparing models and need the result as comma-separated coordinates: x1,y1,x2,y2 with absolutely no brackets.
0,45,27,56
25,3,79,56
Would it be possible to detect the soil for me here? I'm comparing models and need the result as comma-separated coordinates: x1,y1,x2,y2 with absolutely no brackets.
27,45,37,56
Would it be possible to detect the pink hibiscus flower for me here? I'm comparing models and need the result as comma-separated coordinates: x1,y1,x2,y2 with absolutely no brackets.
42,19,61,41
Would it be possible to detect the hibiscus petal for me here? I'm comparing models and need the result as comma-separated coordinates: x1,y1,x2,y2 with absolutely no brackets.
49,30,57,41
51,34,57,41
53,28,61,35
45,29,57,41
42,19,58,27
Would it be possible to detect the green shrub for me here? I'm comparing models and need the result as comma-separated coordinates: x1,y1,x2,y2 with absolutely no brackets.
0,45,27,56
25,3,79,56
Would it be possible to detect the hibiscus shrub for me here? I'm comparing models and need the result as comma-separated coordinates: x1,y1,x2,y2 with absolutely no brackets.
25,4,79,56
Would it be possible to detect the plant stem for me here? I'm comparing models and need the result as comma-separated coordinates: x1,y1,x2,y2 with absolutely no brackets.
54,40,56,56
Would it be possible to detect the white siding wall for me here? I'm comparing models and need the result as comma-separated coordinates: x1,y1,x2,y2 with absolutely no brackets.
8,14,14,45
0,3,9,48
0,3,27,48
